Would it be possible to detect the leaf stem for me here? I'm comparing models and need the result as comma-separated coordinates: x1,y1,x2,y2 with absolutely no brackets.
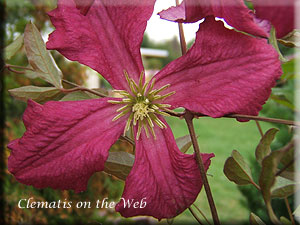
284,197,295,225
193,204,212,225
266,201,281,225
184,111,220,225
189,207,205,225
255,121,264,137
61,80,107,98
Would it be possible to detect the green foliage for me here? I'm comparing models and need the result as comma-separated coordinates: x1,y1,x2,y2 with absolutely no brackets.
249,213,266,225
8,86,61,103
224,128,296,224
278,30,300,48
104,152,134,181
223,150,255,186
255,128,279,165
4,34,24,60
175,135,193,153
24,22,63,88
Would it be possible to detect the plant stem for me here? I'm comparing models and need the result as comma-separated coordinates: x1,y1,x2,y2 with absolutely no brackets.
255,121,264,137
189,207,203,225
163,110,298,127
60,87,106,98
266,201,281,225
284,197,295,225
193,204,212,225
184,111,220,225
224,114,298,126
189,207,205,225
175,0,187,55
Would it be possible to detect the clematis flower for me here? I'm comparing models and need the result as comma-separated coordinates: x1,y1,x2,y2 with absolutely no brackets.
159,0,294,38
8,0,282,220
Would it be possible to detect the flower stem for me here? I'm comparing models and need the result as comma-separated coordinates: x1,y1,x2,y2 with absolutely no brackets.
193,204,212,225
189,207,205,225
184,111,220,225
175,0,187,55
284,197,295,225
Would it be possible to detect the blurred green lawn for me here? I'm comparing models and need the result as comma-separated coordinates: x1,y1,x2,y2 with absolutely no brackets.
157,116,274,224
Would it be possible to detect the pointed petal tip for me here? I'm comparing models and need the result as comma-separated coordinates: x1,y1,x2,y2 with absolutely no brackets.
116,120,214,219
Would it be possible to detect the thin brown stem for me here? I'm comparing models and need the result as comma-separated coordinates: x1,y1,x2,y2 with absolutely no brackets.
163,110,298,127
251,181,261,191
6,64,34,71
189,207,205,225
60,87,106,98
61,80,107,98
255,121,264,137
184,111,220,225
7,67,25,74
193,204,212,225
224,114,298,126
284,197,295,225
175,0,187,55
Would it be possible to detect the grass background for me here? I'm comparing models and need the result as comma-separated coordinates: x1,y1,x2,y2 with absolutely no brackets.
156,116,274,224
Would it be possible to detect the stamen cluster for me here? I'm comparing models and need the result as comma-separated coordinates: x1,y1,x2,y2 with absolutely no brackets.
108,71,175,140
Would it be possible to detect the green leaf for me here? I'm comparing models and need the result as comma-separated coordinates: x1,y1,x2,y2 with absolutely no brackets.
255,128,279,165
281,59,295,81
223,150,255,186
279,170,294,181
24,22,62,88
60,91,92,101
293,205,300,217
249,213,266,225
259,147,289,204
280,216,292,225
280,143,294,172
269,27,287,62
271,176,296,199
176,135,192,153
8,86,61,104
278,29,300,48
270,95,294,111
5,34,24,60
103,152,134,181
24,66,39,79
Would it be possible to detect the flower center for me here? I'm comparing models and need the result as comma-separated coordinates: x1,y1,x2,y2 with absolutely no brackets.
132,101,150,121
108,70,175,140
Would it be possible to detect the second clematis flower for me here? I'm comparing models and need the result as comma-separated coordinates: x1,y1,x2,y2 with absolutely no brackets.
158,0,295,39
8,0,282,220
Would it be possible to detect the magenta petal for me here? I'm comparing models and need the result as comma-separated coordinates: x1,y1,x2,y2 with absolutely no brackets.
253,0,295,38
8,98,127,192
115,118,214,219
154,17,282,118
46,0,155,89
159,0,268,37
